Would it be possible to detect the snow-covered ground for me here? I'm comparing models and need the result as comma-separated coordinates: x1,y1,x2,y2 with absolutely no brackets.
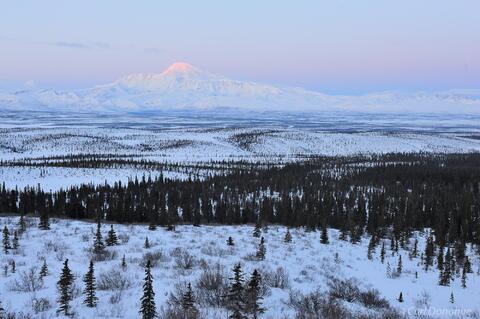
0,217,478,318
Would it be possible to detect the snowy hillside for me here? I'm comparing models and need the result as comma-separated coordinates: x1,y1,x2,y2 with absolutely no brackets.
1,63,480,113
1,217,478,318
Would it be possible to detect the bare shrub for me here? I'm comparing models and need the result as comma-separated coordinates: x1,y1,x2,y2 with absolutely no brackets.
358,289,390,309
140,250,168,268
327,277,360,302
263,267,290,289
288,289,347,319
30,297,52,314
174,250,197,270
196,263,229,307
92,249,117,262
97,268,132,291
10,267,44,292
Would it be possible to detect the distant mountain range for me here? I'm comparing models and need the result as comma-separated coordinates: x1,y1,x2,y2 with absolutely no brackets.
1,62,479,113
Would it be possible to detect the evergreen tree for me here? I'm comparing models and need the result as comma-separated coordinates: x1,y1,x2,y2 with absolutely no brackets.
380,241,386,264
256,237,266,261
450,292,455,304
284,229,292,243
11,260,15,273
83,260,98,307
144,237,150,249
121,254,127,270
181,282,198,318
106,225,119,246
227,236,235,246
140,260,156,319
93,221,105,256
424,235,435,271
39,259,48,278
245,269,264,319
12,230,19,250
439,247,452,286
228,263,246,319
464,256,472,273
18,214,26,233
398,292,403,303
320,224,329,244
253,222,261,238
367,235,375,260
2,226,10,254
396,255,403,275
57,259,74,316
38,208,50,230
0,300,4,319
461,266,467,288
437,246,444,271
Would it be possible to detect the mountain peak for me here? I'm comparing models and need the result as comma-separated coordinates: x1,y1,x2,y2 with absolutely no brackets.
163,62,200,75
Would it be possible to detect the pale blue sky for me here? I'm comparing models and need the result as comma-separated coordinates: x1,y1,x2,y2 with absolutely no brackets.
1,0,479,94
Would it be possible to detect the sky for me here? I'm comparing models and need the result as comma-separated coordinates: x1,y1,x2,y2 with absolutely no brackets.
1,0,479,94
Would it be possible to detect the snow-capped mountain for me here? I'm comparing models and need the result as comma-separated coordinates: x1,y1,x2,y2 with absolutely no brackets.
1,62,480,113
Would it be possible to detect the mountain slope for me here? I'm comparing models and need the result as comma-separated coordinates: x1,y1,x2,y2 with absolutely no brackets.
1,62,480,113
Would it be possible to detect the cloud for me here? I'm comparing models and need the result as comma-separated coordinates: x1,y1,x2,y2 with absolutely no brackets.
48,41,110,50
51,41,91,49
144,47,164,54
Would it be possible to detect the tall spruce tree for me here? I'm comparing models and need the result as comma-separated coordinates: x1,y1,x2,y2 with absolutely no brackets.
83,260,98,307
320,224,329,244
93,221,105,256
181,282,198,318
39,259,48,278
2,226,10,254
57,259,74,316
253,222,261,238
228,263,246,319
106,225,119,246
245,269,264,319
38,209,50,230
140,260,156,319
256,237,266,260
284,229,292,243
12,231,19,250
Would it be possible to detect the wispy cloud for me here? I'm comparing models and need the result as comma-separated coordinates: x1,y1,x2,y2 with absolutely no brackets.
51,41,91,49
49,41,110,50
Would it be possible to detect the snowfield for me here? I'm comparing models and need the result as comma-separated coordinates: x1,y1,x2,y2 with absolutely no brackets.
0,217,478,318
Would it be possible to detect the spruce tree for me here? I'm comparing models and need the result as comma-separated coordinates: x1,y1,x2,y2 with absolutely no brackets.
461,266,467,288
320,224,329,244
106,225,119,246
181,282,198,318
396,255,403,275
284,229,292,244
367,235,375,260
57,259,74,316
39,259,48,278
228,263,246,319
83,260,98,307
398,292,403,303
380,241,386,264
12,230,19,250
0,300,4,319
18,214,26,233
424,235,435,271
38,209,50,230
227,236,235,246
121,254,127,270
140,260,156,319
2,226,10,254
144,237,150,249
256,237,266,261
245,269,264,319
450,292,455,304
253,222,261,238
464,256,472,273
93,221,105,256
411,238,418,258
11,260,15,273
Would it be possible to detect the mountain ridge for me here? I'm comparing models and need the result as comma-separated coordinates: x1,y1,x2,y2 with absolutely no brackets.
1,62,480,113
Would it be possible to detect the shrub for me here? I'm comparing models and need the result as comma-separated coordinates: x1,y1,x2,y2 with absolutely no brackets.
9,267,44,292
140,250,168,268
196,263,229,307
327,278,360,302
97,268,132,291
288,289,347,319
358,289,390,309
263,267,290,289
174,250,197,270
31,297,52,314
